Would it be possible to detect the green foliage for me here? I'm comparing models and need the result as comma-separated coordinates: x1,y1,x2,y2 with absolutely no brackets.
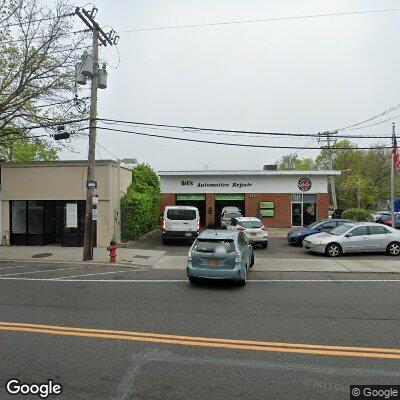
0,127,58,161
121,163,161,242
277,154,315,170
341,208,372,222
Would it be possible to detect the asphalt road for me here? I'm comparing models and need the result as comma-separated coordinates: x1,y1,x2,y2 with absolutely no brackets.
1,264,400,400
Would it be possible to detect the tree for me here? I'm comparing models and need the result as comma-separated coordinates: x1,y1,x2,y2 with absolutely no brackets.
0,0,89,140
277,154,315,170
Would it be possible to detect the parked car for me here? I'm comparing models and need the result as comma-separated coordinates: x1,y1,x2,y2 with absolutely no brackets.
287,219,351,245
227,217,268,248
162,206,200,243
303,222,400,257
187,229,254,286
220,209,242,229
375,212,400,229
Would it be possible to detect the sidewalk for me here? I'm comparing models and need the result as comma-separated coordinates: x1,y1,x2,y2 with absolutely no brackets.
0,246,165,267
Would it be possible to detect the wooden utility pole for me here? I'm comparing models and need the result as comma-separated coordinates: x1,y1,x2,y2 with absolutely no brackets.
82,27,99,261
390,123,395,227
75,7,118,261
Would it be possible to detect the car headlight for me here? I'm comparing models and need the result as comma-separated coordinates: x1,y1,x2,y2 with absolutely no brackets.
188,248,192,260
312,239,326,245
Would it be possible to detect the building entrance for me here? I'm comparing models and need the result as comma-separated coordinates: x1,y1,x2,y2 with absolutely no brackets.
215,194,245,228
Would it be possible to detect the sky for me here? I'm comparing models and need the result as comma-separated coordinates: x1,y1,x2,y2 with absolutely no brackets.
59,0,400,171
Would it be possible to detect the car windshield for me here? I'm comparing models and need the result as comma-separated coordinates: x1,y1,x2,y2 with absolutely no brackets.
193,239,235,253
167,210,196,220
330,224,353,236
307,221,321,229
225,212,241,218
238,220,262,229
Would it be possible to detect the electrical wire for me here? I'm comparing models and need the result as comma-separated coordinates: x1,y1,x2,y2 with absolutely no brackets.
97,118,392,139
338,112,400,131
0,29,88,45
336,103,400,131
119,8,400,33
95,125,392,150
0,12,75,29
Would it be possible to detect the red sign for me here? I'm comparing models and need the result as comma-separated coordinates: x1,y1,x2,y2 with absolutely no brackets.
298,178,312,192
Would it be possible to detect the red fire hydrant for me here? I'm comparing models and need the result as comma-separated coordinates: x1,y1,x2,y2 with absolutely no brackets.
107,240,117,263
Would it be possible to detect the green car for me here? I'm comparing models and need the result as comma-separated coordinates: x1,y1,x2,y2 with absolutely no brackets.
187,230,254,286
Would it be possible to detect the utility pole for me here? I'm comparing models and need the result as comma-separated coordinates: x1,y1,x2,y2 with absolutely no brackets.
75,7,119,261
390,122,395,227
318,131,337,211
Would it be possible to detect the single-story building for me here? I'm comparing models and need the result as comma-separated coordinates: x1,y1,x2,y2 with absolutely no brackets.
1,160,132,247
159,169,341,228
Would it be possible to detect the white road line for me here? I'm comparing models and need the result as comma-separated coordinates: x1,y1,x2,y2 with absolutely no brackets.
0,265,32,270
0,278,400,283
53,268,147,280
0,267,86,277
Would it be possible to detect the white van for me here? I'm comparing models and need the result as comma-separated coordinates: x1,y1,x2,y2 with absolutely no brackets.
162,206,200,243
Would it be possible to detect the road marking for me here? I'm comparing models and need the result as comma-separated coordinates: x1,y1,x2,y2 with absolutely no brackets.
0,265,32,270
0,321,399,360
1,278,400,283
53,269,147,280
0,267,87,277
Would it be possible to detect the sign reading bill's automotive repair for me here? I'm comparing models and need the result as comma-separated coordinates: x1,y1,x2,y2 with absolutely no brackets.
160,174,327,194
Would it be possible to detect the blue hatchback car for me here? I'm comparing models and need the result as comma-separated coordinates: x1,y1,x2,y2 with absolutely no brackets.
187,230,254,286
287,219,351,245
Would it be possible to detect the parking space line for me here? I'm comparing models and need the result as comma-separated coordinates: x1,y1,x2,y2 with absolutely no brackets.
0,267,87,277
53,268,147,280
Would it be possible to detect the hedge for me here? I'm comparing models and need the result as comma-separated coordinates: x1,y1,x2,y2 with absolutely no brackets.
121,164,161,242
341,208,372,222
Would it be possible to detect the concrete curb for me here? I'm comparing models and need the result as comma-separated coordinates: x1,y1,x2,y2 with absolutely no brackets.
0,258,147,269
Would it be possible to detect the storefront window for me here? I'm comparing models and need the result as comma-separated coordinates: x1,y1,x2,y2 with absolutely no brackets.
28,201,43,234
11,201,26,233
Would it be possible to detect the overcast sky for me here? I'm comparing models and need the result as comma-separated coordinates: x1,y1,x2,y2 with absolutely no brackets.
60,0,400,170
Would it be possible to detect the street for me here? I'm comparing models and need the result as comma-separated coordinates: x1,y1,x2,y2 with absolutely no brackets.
1,261,400,399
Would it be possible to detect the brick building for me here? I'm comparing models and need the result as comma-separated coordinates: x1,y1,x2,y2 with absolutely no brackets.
159,170,340,228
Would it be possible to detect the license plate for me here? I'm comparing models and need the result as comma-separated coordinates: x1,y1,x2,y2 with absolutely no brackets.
185,233,192,237
208,259,220,267
250,233,257,236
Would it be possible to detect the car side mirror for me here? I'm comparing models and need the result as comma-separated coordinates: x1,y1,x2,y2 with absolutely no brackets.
345,232,353,238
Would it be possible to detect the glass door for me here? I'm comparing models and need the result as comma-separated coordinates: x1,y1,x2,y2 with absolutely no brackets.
303,203,316,226
291,203,302,227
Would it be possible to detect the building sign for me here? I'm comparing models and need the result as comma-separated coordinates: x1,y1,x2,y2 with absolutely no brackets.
260,209,274,217
87,180,97,189
66,203,78,228
215,194,245,201
176,194,205,201
181,180,252,189
260,201,274,209
298,178,312,192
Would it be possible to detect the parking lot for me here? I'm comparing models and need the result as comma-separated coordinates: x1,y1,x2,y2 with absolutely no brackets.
128,228,395,260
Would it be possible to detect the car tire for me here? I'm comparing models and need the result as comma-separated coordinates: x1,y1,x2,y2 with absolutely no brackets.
249,252,255,268
386,241,400,256
261,242,268,249
238,268,247,286
188,277,198,284
325,243,342,257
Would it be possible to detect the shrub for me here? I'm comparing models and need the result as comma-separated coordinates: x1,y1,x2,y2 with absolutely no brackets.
341,208,372,222
121,164,161,242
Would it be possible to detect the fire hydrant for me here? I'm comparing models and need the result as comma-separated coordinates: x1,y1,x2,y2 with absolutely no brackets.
107,240,117,263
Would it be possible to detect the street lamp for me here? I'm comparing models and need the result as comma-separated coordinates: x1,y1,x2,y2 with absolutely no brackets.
116,158,138,243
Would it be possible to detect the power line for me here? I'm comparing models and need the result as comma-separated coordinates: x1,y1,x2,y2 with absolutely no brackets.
119,8,400,33
98,118,392,139
339,112,400,131
0,29,88,45
95,125,392,150
0,12,75,29
336,103,400,131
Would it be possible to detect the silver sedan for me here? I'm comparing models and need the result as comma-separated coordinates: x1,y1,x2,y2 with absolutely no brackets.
303,222,400,257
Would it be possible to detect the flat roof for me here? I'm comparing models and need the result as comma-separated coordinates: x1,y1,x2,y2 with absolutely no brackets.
0,159,132,171
158,170,341,176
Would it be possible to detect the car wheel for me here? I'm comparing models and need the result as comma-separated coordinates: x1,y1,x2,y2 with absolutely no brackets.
249,252,255,268
261,242,268,249
386,241,400,256
188,277,198,284
238,268,247,286
325,243,342,257
162,237,168,245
